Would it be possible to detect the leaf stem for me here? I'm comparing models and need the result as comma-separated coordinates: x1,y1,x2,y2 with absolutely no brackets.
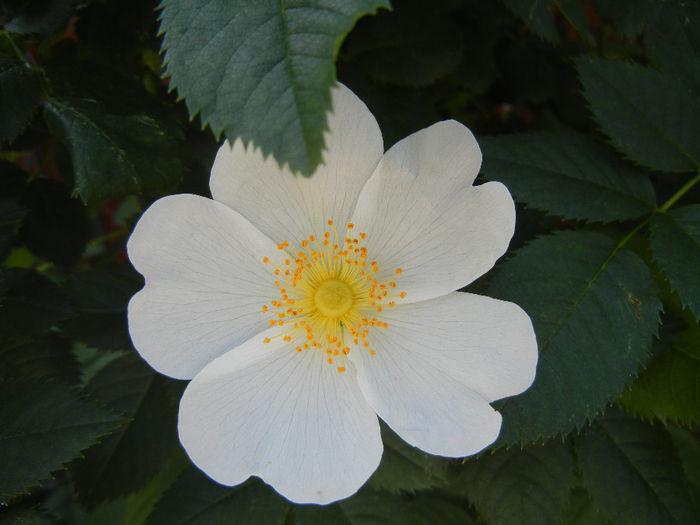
657,171,700,213
2,31,30,65
609,170,700,259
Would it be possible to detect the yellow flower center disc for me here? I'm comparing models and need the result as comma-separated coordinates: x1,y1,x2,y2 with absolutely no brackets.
314,279,353,318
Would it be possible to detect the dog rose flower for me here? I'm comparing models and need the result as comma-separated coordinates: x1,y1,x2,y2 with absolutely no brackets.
127,84,537,505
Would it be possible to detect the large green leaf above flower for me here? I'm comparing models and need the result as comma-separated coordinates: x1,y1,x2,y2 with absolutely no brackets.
157,0,390,175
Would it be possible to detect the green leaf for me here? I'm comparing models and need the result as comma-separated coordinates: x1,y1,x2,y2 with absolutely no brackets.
499,0,558,44
667,425,700,518
158,0,390,175
488,230,661,445
577,409,695,525
79,456,185,525
0,269,71,338
0,506,56,524
576,57,700,173
650,205,700,318
72,354,180,505
43,97,183,206
3,0,76,35
590,0,660,36
559,486,611,525
0,201,25,245
368,424,448,495
481,131,656,222
456,439,576,525
148,468,288,525
342,6,462,86
19,178,90,268
644,1,700,90
0,335,79,384
338,489,476,525
620,323,700,426
554,0,594,45
0,59,41,142
60,264,142,352
0,380,125,503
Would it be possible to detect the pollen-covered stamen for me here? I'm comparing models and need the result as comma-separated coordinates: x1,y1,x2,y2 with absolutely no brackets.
261,221,406,372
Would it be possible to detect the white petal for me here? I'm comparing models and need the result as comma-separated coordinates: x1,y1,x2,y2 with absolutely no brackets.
127,194,281,380
178,330,382,505
210,83,383,244
351,121,515,303
349,292,537,457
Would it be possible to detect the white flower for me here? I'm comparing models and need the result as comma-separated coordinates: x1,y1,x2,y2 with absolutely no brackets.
127,84,538,505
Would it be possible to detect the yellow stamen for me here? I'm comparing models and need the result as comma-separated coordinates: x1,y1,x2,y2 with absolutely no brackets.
260,219,406,372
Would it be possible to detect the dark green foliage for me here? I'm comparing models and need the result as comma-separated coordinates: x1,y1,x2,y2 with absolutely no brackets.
0,380,125,503
1,0,699,523
342,5,462,86
591,0,659,36
44,97,184,207
0,269,71,338
489,231,661,444
577,410,695,525
71,354,180,505
559,486,610,525
620,323,700,426
0,506,57,524
644,1,700,89
367,424,448,494
457,438,576,525
0,335,79,384
0,58,41,142
158,0,390,175
60,264,142,352
577,57,700,173
338,489,476,524
499,0,559,43
148,468,289,525
481,131,656,222
667,425,700,517
650,205,700,318
2,0,76,35
19,178,90,268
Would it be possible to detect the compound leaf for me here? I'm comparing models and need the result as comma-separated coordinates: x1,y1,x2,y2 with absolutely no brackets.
489,230,661,445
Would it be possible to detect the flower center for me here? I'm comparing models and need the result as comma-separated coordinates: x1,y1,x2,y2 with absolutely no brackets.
261,220,406,372
314,279,353,318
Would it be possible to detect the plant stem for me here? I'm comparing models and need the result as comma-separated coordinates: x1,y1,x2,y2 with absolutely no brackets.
2,31,30,66
658,170,700,213
601,169,700,266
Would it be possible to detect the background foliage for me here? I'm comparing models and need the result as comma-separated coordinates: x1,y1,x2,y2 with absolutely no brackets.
1,0,699,523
